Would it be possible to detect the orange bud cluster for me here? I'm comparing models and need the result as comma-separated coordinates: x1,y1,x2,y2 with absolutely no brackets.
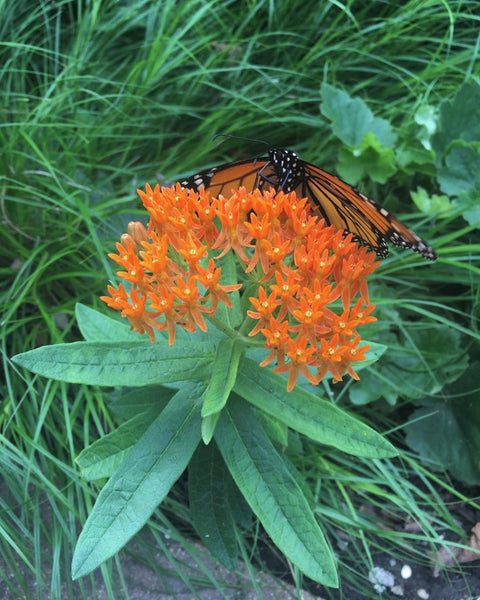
101,183,379,391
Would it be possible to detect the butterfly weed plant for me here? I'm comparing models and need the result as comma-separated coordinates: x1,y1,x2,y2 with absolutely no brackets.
4,0,480,596
13,182,397,585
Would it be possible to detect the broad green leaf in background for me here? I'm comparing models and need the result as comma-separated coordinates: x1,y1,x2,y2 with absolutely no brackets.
437,146,480,197
410,187,453,215
12,340,215,387
396,143,436,177
321,83,397,184
354,341,387,369
72,385,202,579
431,81,480,228
414,104,437,151
337,132,396,184
452,188,480,228
435,145,480,228
235,357,397,458
405,363,480,485
215,398,338,587
432,82,480,155
321,83,397,148
349,326,469,406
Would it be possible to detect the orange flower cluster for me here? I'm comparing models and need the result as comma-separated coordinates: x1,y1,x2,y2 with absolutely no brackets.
101,183,379,391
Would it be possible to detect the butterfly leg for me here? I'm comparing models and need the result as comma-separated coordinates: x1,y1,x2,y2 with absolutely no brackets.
255,160,282,191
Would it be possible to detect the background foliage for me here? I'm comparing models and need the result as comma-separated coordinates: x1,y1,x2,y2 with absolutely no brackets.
1,0,479,598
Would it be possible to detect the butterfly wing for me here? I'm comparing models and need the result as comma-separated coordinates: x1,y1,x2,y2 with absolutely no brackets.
181,158,275,197
296,162,437,260
267,148,436,260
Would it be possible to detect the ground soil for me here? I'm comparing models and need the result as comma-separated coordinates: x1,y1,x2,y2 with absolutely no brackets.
1,530,479,600
1,482,479,599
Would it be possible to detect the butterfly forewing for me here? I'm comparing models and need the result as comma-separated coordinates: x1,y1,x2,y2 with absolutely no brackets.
182,158,275,198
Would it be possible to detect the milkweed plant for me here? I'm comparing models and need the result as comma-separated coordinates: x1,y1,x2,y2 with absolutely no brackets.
13,183,397,586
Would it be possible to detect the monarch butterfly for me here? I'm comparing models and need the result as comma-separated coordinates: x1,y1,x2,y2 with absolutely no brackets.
181,147,437,260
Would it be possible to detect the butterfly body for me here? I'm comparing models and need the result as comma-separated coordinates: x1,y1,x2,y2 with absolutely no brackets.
181,148,437,260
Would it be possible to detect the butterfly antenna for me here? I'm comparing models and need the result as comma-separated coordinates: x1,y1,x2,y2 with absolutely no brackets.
212,133,271,148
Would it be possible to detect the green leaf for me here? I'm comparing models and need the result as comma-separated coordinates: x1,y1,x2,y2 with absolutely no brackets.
321,84,398,184
202,338,244,417
235,358,397,458
396,144,436,176
337,132,396,184
321,83,397,148
354,341,387,370
76,408,163,480
405,363,480,485
432,81,480,156
452,188,480,228
211,252,243,328
349,326,469,405
72,385,202,579
189,443,238,569
437,145,480,197
227,478,253,530
254,407,289,447
75,303,143,343
12,340,215,387
201,411,219,445
215,398,338,587
108,386,175,421
348,369,399,406
414,104,437,151
410,187,453,215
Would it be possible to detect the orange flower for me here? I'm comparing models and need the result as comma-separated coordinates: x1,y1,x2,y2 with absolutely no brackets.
247,287,280,336
274,335,319,391
259,317,291,368
170,275,210,332
212,192,252,261
100,284,158,342
196,259,242,313
148,284,178,345
269,270,300,320
101,184,379,390
177,233,208,273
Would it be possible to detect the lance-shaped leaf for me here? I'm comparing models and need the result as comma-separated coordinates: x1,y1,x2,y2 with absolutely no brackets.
12,340,215,387
202,337,244,417
189,443,238,569
75,303,143,343
235,358,397,458
72,385,202,579
76,408,163,481
215,398,338,587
